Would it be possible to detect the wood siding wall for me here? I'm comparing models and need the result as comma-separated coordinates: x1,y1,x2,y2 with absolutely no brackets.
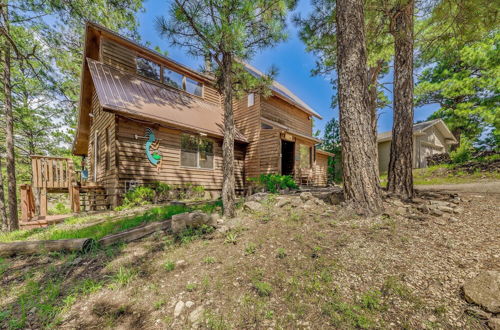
115,117,245,195
99,37,221,106
261,96,313,136
87,89,119,204
313,154,329,186
259,129,281,174
233,94,261,179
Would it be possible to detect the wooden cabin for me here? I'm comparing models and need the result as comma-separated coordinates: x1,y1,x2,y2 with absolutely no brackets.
72,22,333,207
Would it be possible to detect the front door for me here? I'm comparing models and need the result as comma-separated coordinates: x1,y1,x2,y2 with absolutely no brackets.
281,140,295,176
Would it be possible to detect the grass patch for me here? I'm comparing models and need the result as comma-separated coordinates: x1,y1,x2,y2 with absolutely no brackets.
253,281,272,297
164,260,176,271
0,201,222,243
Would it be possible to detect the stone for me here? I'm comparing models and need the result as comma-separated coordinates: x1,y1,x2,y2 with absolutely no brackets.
328,192,344,205
417,205,430,214
429,200,450,207
429,207,443,217
395,207,407,215
291,197,303,208
171,213,188,233
174,301,185,317
246,192,268,202
302,199,317,210
185,301,195,308
189,306,205,324
300,192,313,202
176,260,187,269
454,207,464,214
217,225,229,233
488,318,500,330
438,206,455,213
188,210,207,227
208,213,220,227
465,306,491,320
276,198,291,208
244,201,263,213
463,271,500,313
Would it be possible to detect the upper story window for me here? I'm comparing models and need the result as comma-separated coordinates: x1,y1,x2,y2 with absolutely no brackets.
136,55,204,97
163,68,184,89
261,122,273,129
180,134,214,169
136,56,160,81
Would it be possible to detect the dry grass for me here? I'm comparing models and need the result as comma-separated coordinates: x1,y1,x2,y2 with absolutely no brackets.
1,193,498,329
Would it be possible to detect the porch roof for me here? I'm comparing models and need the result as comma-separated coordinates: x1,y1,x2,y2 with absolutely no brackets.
261,117,322,143
87,58,248,144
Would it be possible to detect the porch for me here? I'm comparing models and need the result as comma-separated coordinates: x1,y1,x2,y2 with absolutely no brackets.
20,156,111,228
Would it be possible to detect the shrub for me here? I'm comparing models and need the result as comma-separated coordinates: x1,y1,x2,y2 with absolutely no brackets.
48,202,71,215
119,186,155,209
248,174,298,193
151,181,171,203
253,281,272,296
164,260,176,272
450,136,473,164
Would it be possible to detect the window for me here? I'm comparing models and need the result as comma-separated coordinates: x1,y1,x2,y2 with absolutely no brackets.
185,77,203,96
163,68,184,89
105,128,110,172
299,144,311,168
136,56,160,81
181,134,214,169
248,93,255,107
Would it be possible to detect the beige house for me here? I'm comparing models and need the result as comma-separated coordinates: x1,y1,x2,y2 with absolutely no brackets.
377,119,458,173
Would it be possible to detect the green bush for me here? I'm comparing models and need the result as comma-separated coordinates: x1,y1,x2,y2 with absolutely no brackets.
151,181,171,203
119,186,155,209
48,202,71,215
248,174,298,193
450,137,473,164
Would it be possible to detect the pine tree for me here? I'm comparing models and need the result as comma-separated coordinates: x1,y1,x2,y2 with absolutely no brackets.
336,0,383,215
156,0,296,217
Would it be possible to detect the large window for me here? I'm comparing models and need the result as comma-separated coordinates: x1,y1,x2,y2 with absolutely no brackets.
181,134,214,169
299,144,311,168
136,56,161,81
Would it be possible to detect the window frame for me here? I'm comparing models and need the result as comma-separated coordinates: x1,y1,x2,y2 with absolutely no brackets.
299,144,312,169
180,134,214,170
136,55,204,98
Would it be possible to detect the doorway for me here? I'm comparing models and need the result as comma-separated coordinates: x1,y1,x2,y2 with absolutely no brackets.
281,140,295,176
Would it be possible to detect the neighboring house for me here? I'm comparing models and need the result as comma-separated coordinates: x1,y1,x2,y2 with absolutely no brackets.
73,22,333,207
377,119,458,173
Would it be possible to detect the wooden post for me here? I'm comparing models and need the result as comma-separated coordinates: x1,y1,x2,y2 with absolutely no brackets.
40,187,47,217
71,185,80,213
21,184,36,222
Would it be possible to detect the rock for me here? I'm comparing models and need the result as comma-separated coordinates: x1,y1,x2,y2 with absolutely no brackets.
217,225,229,233
189,210,209,227
185,301,195,308
328,192,344,205
463,271,500,313
244,201,263,213
454,207,464,214
488,318,500,330
434,218,447,225
291,197,302,208
171,213,188,233
300,192,313,202
408,214,429,221
448,216,459,222
438,206,454,213
390,199,405,207
395,207,407,215
174,301,185,317
429,207,444,217
465,306,491,320
208,213,220,227
302,199,317,210
189,306,205,324
246,192,268,202
429,200,450,207
276,198,291,208
417,205,430,214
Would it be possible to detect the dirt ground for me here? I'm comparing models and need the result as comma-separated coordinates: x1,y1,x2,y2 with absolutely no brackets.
1,189,499,329
416,181,500,194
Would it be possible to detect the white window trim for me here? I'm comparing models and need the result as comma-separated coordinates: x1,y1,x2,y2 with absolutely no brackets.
248,93,255,107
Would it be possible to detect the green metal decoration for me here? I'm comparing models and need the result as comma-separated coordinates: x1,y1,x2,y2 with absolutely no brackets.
145,128,162,167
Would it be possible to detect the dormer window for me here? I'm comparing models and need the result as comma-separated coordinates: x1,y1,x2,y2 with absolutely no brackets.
136,56,160,81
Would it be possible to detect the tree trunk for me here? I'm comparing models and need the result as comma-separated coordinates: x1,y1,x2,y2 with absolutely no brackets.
387,0,415,200
336,0,383,215
0,157,7,231
221,54,236,218
1,2,19,230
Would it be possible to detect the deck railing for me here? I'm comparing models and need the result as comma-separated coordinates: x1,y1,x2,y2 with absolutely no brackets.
31,155,75,190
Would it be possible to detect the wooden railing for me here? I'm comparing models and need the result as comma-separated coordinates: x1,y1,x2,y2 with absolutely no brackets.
31,156,75,190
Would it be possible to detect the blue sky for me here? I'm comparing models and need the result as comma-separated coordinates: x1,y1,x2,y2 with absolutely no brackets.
137,0,439,136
